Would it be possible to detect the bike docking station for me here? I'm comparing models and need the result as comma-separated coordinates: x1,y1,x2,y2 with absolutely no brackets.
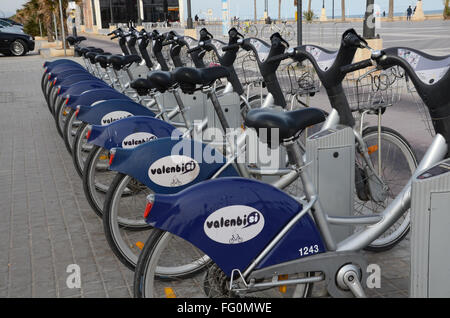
204,91,242,140
410,158,450,297
155,90,208,125
306,125,355,241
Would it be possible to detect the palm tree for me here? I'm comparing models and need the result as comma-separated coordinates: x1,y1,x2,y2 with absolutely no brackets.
16,0,81,44
341,0,346,21
38,0,59,42
254,0,257,22
308,0,312,13
388,0,394,19
445,0,450,19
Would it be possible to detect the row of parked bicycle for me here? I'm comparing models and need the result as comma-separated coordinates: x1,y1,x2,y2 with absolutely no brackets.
40,24,450,298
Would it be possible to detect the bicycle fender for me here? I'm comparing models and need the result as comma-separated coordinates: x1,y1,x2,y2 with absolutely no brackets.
43,59,82,70
87,116,177,150
58,80,110,97
145,177,326,276
65,88,131,110
54,73,97,87
109,137,239,194
47,65,87,80
77,100,155,125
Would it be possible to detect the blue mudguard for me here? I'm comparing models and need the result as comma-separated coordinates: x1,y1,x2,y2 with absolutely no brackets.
109,137,239,194
65,88,131,110
49,69,92,85
53,72,97,87
145,177,326,276
43,59,83,70
47,65,87,80
88,116,179,151
58,80,110,98
77,100,155,125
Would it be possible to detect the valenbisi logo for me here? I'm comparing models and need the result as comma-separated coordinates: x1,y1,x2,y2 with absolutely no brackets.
204,205,265,244
121,132,157,149
101,111,133,125
148,155,200,187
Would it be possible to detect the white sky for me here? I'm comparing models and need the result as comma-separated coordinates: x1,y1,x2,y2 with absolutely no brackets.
1,0,28,17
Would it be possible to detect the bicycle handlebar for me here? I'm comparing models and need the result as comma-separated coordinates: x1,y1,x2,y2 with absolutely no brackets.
264,50,295,64
187,45,203,54
340,59,373,74
221,43,240,52
162,40,176,47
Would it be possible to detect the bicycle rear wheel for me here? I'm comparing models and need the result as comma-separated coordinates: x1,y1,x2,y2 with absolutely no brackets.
134,229,314,298
83,145,117,217
102,173,154,270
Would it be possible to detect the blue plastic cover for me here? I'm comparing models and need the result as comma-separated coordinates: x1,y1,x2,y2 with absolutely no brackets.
77,99,155,125
58,80,110,97
66,88,131,109
146,177,325,276
109,137,239,194
88,116,178,150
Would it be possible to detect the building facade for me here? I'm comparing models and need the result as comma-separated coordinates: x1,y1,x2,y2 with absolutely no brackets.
81,0,180,30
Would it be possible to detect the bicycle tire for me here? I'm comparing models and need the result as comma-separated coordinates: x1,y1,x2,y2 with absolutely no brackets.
103,173,154,270
282,24,295,42
55,97,68,138
134,229,314,298
358,126,417,252
248,24,258,37
72,122,92,178
62,109,78,155
41,71,48,94
261,25,272,39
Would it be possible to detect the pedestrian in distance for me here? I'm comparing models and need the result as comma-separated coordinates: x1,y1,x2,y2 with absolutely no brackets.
407,6,413,21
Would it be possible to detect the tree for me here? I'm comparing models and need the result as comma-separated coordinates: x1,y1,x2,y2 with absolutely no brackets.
341,0,346,21
254,0,257,22
308,0,312,13
388,0,394,19
16,0,81,45
445,0,450,19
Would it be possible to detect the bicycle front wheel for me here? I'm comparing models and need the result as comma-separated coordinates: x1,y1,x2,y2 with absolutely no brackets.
282,25,295,42
247,24,258,37
260,25,273,39
355,126,417,251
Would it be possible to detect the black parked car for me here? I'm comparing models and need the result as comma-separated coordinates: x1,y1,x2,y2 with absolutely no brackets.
0,18,24,28
0,24,34,56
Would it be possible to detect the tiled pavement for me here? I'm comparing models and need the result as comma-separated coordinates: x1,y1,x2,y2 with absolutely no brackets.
0,53,412,298
0,53,133,297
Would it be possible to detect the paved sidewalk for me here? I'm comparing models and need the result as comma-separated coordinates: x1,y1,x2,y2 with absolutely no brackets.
0,53,413,298
0,53,133,298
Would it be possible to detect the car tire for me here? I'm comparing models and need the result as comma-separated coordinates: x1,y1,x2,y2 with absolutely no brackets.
10,39,27,56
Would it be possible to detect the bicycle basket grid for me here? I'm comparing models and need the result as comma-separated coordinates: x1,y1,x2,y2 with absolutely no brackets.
405,76,435,136
276,60,321,97
343,66,405,112
234,51,263,85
